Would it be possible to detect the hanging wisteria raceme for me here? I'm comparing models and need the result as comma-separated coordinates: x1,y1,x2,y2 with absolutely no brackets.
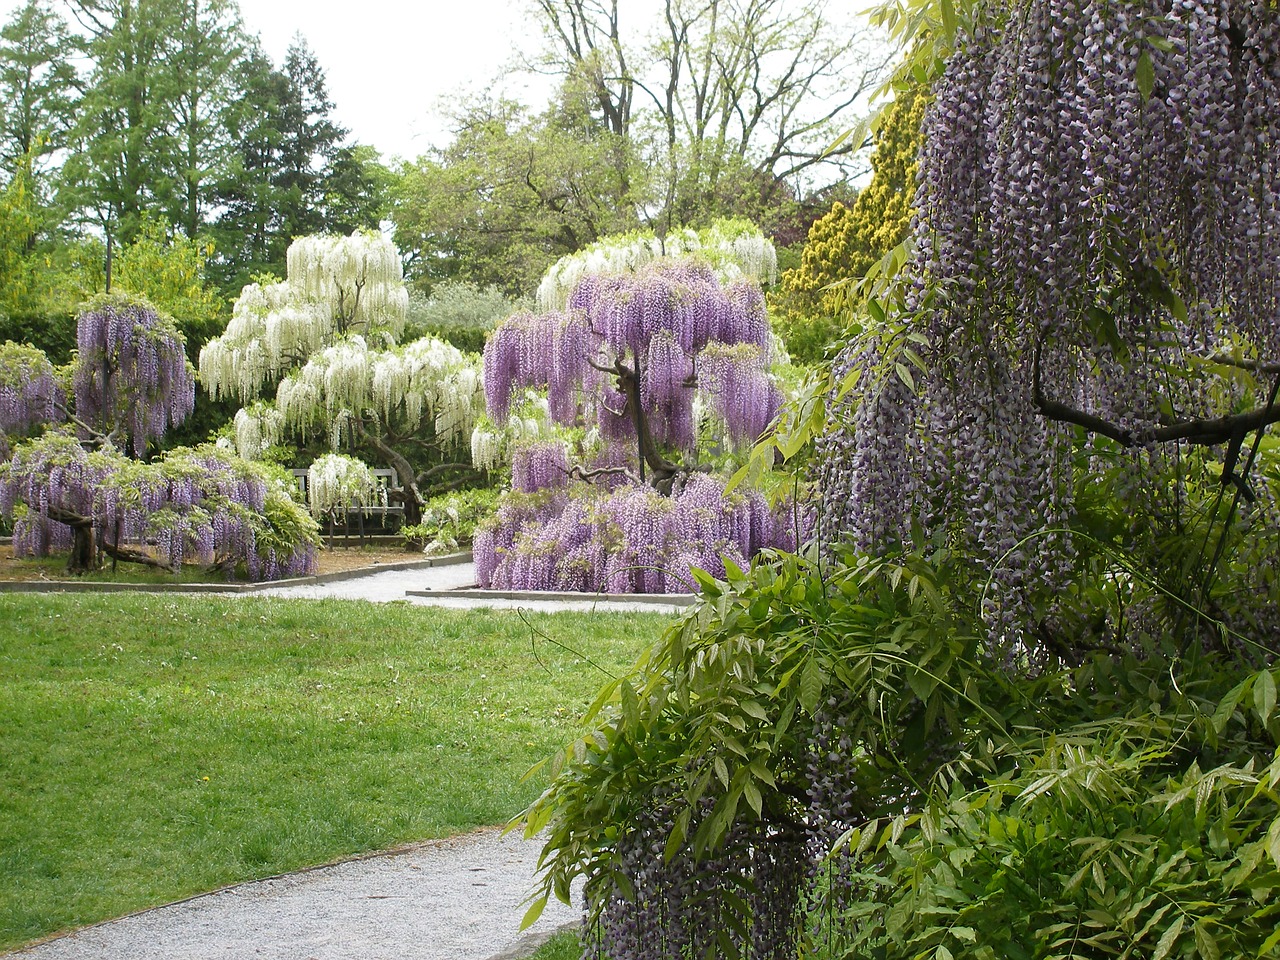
0,342,64,452
581,791,806,960
568,260,770,361
73,296,196,456
819,0,1280,644
484,259,777,476
0,433,318,580
270,333,483,453
475,474,808,594
697,343,784,450
511,440,570,493
536,218,779,312
232,403,286,460
306,453,380,519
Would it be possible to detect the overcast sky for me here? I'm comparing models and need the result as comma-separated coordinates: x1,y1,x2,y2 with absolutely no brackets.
241,0,553,162
0,0,556,164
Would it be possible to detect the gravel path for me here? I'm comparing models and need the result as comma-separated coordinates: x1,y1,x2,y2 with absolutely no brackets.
252,560,689,614
9,829,578,960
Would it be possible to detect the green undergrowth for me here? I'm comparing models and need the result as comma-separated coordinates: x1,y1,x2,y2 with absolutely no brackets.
529,929,581,960
0,594,666,951
2,552,246,584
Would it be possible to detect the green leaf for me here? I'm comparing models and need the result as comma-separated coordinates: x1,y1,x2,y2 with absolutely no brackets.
1136,50,1156,101
1151,915,1184,960
938,0,958,40
1212,677,1249,732
665,806,691,862
1193,921,1220,960
714,755,730,787
520,895,548,930
743,780,763,817
1258,925,1280,956
1267,817,1280,870
895,361,916,391
620,679,640,728
799,657,826,713
935,945,955,960
1254,670,1276,725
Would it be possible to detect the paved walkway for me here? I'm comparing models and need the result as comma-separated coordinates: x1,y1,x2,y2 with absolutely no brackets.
251,560,690,614
9,829,579,960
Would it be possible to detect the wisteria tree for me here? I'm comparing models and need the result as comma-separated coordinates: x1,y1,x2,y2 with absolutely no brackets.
820,0,1280,648
200,230,484,526
0,294,319,576
474,223,806,593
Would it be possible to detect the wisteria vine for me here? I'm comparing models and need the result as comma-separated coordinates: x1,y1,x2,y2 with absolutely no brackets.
819,0,1280,642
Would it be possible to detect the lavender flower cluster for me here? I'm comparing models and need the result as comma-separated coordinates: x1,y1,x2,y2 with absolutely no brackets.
583,796,805,960
0,434,316,580
820,0,1280,643
511,439,570,493
0,342,63,456
483,259,777,453
475,474,806,594
73,298,196,455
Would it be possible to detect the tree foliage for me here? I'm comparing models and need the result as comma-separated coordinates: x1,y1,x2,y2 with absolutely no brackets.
521,545,1280,959
770,84,924,362
532,0,891,231
201,231,485,527
392,93,638,297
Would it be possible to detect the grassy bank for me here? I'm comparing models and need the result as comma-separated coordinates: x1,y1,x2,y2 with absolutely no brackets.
0,594,668,951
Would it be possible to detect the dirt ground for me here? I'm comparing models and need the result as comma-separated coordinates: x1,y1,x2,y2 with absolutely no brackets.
0,543,418,583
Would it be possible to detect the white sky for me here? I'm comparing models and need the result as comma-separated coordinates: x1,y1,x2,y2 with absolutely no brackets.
0,0,556,164
242,0,554,163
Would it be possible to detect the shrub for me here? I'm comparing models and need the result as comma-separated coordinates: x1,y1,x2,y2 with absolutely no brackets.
399,486,500,555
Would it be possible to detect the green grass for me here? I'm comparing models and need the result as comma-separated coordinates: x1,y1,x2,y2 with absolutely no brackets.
529,929,581,960
0,594,668,951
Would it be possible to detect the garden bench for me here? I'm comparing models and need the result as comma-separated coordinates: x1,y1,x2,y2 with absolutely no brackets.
290,466,406,537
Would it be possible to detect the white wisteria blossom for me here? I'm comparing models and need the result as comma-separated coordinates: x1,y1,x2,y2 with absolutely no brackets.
306,453,380,519
195,230,486,528
535,218,778,312
199,231,409,404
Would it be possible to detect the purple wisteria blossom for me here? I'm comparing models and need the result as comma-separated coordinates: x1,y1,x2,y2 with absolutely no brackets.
820,0,1280,640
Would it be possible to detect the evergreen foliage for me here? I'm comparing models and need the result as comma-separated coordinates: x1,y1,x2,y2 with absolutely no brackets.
771,86,925,363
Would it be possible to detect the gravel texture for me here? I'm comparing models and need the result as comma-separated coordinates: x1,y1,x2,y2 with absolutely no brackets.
252,560,690,614
9,829,579,960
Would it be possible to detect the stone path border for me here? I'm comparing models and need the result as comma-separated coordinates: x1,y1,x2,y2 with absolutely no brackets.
408,586,695,607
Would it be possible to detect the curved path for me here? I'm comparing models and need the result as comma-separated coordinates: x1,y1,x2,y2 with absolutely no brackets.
251,559,689,614
9,829,578,960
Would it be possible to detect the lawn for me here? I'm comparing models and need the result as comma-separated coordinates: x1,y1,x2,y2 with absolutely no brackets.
0,593,668,952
